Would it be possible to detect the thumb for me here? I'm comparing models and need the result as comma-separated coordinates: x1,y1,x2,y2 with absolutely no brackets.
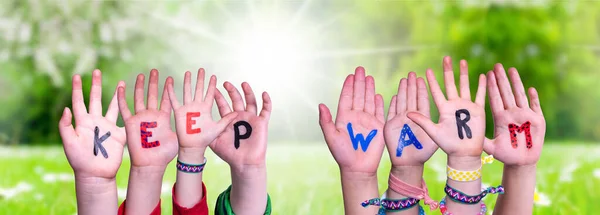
58,107,77,145
318,104,337,137
483,137,495,155
214,112,239,135
407,112,438,140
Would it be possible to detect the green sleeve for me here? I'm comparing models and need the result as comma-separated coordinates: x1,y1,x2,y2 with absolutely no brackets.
214,185,272,215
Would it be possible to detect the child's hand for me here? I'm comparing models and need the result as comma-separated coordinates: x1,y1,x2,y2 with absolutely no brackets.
59,70,126,179
167,69,238,152
484,64,546,166
408,57,487,159
117,69,178,168
209,82,271,173
318,67,385,175
384,72,437,166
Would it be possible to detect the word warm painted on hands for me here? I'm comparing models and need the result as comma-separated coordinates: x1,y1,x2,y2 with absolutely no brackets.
93,126,110,158
508,121,532,149
346,123,377,152
233,121,252,149
140,122,160,148
396,124,423,157
186,112,202,134
455,109,472,139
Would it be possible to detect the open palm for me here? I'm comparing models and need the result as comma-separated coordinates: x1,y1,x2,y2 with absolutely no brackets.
210,82,272,171
59,70,127,179
408,57,487,157
118,70,178,167
384,72,437,166
319,67,385,174
484,64,546,166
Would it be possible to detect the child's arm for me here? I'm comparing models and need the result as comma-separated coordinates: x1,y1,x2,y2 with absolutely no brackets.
117,70,179,214
383,72,439,214
210,81,272,215
318,67,386,215
58,70,127,215
483,64,546,215
166,69,238,210
408,57,489,214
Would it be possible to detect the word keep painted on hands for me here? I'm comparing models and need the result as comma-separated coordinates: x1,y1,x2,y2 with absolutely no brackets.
346,123,377,152
233,121,252,149
140,122,160,148
396,124,423,157
508,121,532,149
186,112,202,134
93,126,110,158
455,109,472,139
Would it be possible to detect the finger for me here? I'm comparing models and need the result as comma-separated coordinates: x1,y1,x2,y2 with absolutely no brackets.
117,86,132,121
160,77,172,113
528,87,543,114
214,112,239,135
71,75,88,120
337,74,354,113
242,82,258,115
353,66,366,110
166,77,181,109
364,75,376,115
259,92,272,119
214,89,232,116
407,72,417,111
426,69,446,107
204,75,217,103
58,107,77,145
474,74,487,107
183,71,192,105
224,82,245,111
387,95,397,121
459,59,471,100
375,94,385,123
89,69,103,116
407,112,438,139
494,63,516,108
133,73,146,113
443,56,459,100
194,68,206,101
106,81,125,123
483,138,495,155
487,71,504,114
508,67,528,108
147,69,159,110
396,78,407,113
416,77,430,117
319,104,337,137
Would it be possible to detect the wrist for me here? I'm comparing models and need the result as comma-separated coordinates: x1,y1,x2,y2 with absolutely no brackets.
231,164,267,180
178,147,207,164
448,155,481,170
74,175,117,194
504,163,537,173
390,165,424,186
340,170,378,182
130,165,166,178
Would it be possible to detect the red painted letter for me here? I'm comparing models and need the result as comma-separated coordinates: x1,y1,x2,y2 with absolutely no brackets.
186,112,202,134
141,121,160,148
508,121,532,149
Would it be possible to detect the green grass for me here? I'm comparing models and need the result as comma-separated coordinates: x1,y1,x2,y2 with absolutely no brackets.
0,143,599,214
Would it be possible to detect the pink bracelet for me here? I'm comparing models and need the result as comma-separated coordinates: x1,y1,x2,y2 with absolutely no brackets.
388,173,439,210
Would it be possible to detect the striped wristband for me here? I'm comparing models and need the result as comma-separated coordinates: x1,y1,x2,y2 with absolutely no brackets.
176,157,207,173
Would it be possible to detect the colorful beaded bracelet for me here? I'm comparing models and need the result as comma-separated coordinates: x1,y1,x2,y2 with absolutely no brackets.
445,183,505,204
439,196,486,215
176,157,207,173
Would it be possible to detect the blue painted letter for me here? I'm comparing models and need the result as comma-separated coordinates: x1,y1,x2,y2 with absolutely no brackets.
347,123,377,152
396,124,423,157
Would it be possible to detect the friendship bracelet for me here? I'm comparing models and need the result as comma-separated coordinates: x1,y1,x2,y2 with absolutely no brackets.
176,157,207,173
388,174,439,210
439,196,486,215
447,155,494,182
444,184,505,204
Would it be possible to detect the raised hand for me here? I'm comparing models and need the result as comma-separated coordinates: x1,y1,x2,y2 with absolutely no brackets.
407,57,487,158
117,69,178,167
384,72,437,166
319,67,385,174
484,64,546,166
58,69,126,215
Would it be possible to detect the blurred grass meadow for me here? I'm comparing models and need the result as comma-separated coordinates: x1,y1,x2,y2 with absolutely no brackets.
2,0,600,214
1,143,600,214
